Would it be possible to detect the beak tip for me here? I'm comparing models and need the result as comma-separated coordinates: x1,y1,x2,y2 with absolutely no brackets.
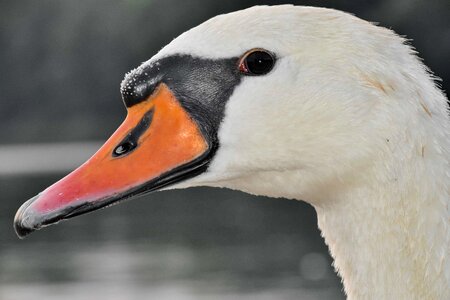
14,222,34,239
14,196,40,239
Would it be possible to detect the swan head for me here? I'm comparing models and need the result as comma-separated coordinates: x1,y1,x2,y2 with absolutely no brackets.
14,5,445,237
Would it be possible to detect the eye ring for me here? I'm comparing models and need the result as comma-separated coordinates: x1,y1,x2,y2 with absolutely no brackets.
238,48,275,76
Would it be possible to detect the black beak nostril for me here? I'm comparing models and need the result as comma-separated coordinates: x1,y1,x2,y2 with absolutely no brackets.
113,141,136,157
111,108,155,158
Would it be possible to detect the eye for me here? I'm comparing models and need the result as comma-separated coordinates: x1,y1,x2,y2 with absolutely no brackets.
113,141,136,157
238,49,275,75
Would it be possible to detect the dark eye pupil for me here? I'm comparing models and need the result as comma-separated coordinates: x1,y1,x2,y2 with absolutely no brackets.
113,142,135,157
244,51,274,75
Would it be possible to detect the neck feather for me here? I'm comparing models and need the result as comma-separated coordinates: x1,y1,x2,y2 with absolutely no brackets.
315,139,449,299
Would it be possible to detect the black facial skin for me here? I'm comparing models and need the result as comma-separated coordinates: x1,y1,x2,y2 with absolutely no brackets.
121,55,242,142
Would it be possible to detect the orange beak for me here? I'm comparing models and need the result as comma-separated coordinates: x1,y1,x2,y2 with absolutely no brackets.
14,83,210,238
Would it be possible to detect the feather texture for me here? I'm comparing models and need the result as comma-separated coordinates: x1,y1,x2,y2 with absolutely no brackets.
155,6,450,299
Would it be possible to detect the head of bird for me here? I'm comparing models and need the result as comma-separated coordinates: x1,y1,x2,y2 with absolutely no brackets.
14,5,432,237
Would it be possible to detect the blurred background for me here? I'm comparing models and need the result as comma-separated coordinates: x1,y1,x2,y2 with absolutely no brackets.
0,1,449,299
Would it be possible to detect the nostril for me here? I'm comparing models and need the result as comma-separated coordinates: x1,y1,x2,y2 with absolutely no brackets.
111,107,154,159
113,141,136,157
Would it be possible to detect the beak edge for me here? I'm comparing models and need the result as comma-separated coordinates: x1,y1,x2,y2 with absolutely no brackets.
14,195,41,239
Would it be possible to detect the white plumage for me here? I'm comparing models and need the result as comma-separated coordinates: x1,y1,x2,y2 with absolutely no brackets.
154,5,450,299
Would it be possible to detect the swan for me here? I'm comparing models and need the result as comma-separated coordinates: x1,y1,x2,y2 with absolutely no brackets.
14,5,449,299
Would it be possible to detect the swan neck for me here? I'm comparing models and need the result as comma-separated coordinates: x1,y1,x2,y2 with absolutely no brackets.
315,159,449,299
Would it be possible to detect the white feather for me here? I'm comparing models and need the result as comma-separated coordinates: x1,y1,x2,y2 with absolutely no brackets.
156,5,449,299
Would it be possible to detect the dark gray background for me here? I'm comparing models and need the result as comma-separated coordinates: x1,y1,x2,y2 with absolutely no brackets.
1,1,448,299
